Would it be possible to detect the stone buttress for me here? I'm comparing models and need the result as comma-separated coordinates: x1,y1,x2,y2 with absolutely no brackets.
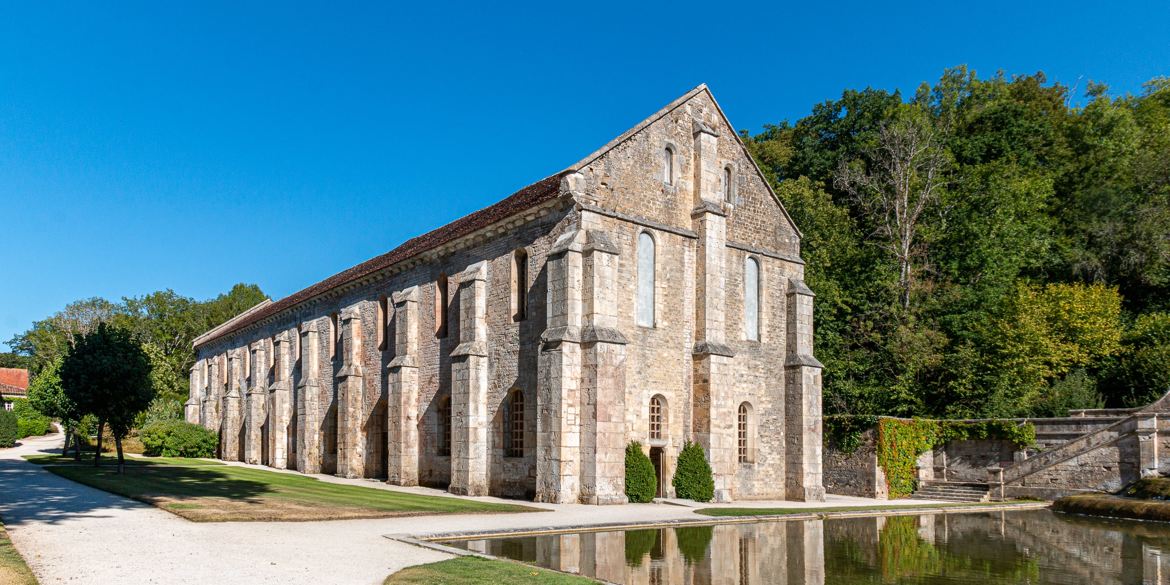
690,121,737,502
336,307,367,478
268,330,294,469
296,321,324,473
387,286,421,486
245,340,269,465
449,261,490,496
785,278,825,501
222,348,245,461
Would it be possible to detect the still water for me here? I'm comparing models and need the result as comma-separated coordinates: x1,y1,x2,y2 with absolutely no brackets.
442,510,1170,584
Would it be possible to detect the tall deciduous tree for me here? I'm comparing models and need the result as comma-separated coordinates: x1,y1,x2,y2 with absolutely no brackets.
60,323,155,473
26,359,83,458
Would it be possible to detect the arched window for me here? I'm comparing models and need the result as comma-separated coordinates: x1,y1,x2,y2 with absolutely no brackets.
738,402,754,463
505,389,525,457
377,295,388,351
435,274,449,338
437,396,452,456
724,166,734,202
744,257,760,341
512,249,528,322
637,232,656,327
663,147,674,185
649,394,666,441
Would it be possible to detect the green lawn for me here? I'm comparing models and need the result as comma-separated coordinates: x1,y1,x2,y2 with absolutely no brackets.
697,501,1039,517
383,557,596,584
26,454,539,522
0,523,37,585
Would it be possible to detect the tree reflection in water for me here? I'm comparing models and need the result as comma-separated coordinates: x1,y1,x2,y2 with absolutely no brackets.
445,510,1170,584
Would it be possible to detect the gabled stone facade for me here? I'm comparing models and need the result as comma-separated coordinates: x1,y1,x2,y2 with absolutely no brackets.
188,85,824,503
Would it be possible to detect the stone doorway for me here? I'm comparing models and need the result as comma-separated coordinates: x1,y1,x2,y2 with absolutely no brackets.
650,446,665,498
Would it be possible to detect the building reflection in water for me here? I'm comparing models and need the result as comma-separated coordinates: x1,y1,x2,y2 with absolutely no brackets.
450,510,1170,584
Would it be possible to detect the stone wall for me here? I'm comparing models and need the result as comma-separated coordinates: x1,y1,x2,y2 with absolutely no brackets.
823,429,887,499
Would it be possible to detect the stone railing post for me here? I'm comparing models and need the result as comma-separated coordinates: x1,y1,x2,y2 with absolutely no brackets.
987,466,1004,501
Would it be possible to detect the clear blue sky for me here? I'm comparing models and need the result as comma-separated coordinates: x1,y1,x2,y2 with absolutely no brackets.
2,1,1168,349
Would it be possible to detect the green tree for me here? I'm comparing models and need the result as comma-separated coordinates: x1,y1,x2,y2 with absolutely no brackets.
1101,312,1170,407
624,442,657,503
60,323,156,472
26,359,84,458
672,441,715,503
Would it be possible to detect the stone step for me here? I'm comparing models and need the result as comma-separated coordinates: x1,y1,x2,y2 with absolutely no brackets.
909,491,989,502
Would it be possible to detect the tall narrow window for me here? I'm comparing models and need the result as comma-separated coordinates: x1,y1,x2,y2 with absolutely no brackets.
512,249,528,322
663,147,674,185
738,402,753,463
435,274,449,338
437,396,452,456
505,390,525,457
724,166,734,202
744,257,760,341
649,395,665,440
637,232,656,327
377,295,388,351
329,312,340,358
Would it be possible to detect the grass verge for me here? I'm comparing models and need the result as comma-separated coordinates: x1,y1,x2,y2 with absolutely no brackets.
383,556,595,584
26,454,539,522
1053,493,1170,522
0,523,37,585
696,501,1037,517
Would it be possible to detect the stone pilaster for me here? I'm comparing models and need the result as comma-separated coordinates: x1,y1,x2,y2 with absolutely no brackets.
450,261,489,496
268,330,294,469
387,286,421,486
296,321,323,474
336,306,366,478
244,341,268,465
203,357,221,432
222,349,244,461
577,225,628,505
536,229,584,503
690,121,736,503
785,278,825,501
185,363,201,424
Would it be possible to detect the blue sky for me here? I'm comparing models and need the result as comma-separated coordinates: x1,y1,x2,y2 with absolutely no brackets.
2,1,1168,348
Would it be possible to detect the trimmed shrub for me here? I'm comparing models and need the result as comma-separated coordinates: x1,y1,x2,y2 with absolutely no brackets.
11,398,51,438
0,409,17,447
140,420,218,458
672,441,715,502
625,442,657,503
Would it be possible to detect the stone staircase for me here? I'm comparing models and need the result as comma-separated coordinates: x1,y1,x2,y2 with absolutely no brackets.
910,481,990,502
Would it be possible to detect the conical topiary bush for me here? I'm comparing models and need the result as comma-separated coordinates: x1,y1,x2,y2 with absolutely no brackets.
672,441,715,502
625,441,657,503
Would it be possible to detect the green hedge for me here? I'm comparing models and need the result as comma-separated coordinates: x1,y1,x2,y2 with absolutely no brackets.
0,409,17,447
672,441,715,502
10,399,51,438
624,442,657,503
140,420,218,458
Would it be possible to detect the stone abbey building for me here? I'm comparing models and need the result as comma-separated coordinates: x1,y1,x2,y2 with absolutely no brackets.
187,85,825,504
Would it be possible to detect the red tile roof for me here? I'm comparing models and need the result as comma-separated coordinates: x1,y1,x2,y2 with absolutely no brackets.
0,368,28,390
196,171,568,348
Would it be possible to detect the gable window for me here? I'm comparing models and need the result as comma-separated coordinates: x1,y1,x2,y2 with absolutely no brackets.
649,394,666,441
636,232,656,327
437,396,452,456
744,257,760,341
724,166,734,203
512,249,528,322
663,147,674,185
505,389,525,458
435,274,449,338
738,402,755,463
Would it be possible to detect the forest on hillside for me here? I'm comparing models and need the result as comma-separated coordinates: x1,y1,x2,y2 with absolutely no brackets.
745,66,1170,419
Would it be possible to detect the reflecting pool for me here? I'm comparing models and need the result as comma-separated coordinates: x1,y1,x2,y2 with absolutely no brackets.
441,510,1170,584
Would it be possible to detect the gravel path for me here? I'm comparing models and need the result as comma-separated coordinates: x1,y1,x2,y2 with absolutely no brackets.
0,431,948,584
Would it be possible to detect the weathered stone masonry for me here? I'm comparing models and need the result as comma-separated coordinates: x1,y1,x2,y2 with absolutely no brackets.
188,85,825,503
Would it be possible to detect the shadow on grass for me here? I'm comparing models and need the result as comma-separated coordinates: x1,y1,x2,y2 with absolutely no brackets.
29,456,274,503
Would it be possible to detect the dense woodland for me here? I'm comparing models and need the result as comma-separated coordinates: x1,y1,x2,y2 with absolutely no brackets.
4,67,1168,423
745,67,1170,418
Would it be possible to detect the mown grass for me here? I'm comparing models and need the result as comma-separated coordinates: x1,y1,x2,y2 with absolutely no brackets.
383,556,595,584
26,454,539,522
697,501,1036,517
0,523,37,585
